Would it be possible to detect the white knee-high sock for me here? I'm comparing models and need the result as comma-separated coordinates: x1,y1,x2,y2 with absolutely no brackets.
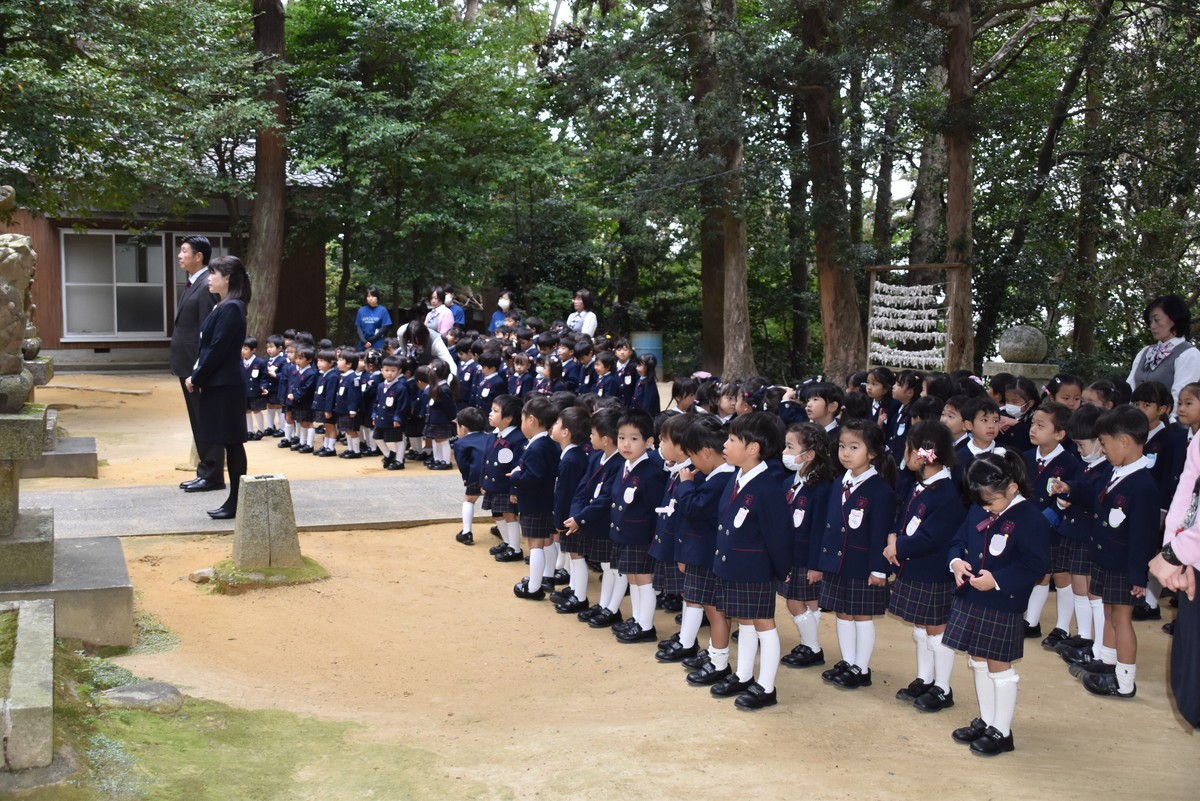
990,669,1019,736
1090,598,1106,658
252,411,264,431
1025,583,1050,627
680,605,704,648
504,520,521,551
378,440,392,458
266,408,278,429
757,628,781,692
635,582,657,629
1054,584,1075,632
461,501,475,533
627,584,641,621
735,626,760,682
913,627,933,682
853,620,876,671
929,633,956,693
607,572,629,613
836,618,857,666
798,609,821,651
1145,575,1161,610
556,547,569,571
364,428,375,448
246,414,254,434
1074,592,1094,639
598,563,616,608
969,657,994,726
306,427,316,447
542,542,559,578
569,557,589,602
527,548,545,591
709,645,730,671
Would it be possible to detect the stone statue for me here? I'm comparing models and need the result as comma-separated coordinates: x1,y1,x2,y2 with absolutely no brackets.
0,185,14,214
0,229,37,411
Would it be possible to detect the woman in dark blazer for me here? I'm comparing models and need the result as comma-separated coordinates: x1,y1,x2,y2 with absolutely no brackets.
185,256,251,519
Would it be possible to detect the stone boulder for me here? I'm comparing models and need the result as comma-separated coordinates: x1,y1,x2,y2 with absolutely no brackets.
96,682,184,714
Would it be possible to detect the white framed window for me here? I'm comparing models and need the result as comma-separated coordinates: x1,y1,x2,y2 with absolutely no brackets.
61,230,168,340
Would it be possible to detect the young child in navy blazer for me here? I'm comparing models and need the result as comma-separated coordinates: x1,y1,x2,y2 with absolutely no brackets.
886,369,923,461
631,354,661,416
613,339,638,407
801,382,843,443
483,394,529,563
508,352,535,398
510,397,563,599
558,338,582,394
451,407,488,545
550,406,593,613
575,341,597,395
778,422,838,670
333,351,363,458
311,350,340,456
883,421,966,712
671,416,737,681
815,419,897,690
357,352,381,457
944,451,1051,756
996,376,1038,451
1019,401,1083,646
290,346,319,452
476,352,505,413
458,340,481,407
593,352,622,400
952,396,1003,492
565,407,626,627
263,334,286,436
372,356,410,470
417,364,457,470
241,337,268,440
647,415,695,659
865,367,901,434
1130,380,1176,621
606,409,668,643
706,412,791,710
1052,405,1159,699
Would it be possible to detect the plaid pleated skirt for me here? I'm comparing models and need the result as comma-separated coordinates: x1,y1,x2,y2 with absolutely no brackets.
582,531,619,564
943,597,1024,662
1090,565,1135,606
482,491,515,516
616,542,656,576
519,511,555,539
721,580,777,620
888,578,954,626
683,563,723,607
375,425,404,442
653,559,684,594
336,415,358,433
424,422,456,440
1049,539,1072,574
463,482,481,496
777,565,821,602
819,573,889,616
1060,537,1093,577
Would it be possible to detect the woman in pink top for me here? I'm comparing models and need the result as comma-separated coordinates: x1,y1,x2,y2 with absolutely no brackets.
1156,432,1200,726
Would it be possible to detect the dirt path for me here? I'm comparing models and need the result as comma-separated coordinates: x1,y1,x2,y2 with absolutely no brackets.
29,373,1198,800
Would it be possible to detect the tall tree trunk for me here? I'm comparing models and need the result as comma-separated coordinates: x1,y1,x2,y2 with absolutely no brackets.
943,0,974,371
802,0,864,382
688,0,726,375
464,0,480,23
1072,53,1103,355
847,63,865,246
872,67,904,261
245,0,287,342
785,94,811,379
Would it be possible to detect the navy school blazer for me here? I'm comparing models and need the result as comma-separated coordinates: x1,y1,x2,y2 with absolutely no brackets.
609,456,669,547
480,428,527,495
1089,468,1160,588
451,431,488,488
595,372,621,400
892,477,966,583
1055,458,1111,544
947,499,1051,613
372,378,410,428
425,382,457,429
312,369,340,414
1144,426,1177,511
1023,447,1082,511
242,355,267,399
553,445,590,531
334,370,361,416
815,473,897,578
632,376,661,416
475,372,505,412
291,364,318,409
569,451,623,537
649,468,684,564
673,466,735,567
785,476,833,571
510,434,561,515
713,466,792,583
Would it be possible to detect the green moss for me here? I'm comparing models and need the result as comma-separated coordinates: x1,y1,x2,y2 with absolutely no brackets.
0,609,16,696
210,556,328,594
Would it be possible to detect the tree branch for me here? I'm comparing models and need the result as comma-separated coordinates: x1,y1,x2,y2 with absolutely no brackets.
973,12,1042,85
976,0,1059,26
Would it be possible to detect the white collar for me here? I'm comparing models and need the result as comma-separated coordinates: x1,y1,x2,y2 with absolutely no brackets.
1147,422,1165,442
954,433,970,447
189,267,208,285
242,357,253,366
920,467,952,486
527,431,549,444
842,466,878,492
734,461,769,489
967,438,996,456
624,452,649,472
668,457,692,477
707,462,736,479
1108,456,1150,485
997,494,1027,515
497,425,516,437
1035,444,1064,463
824,420,839,432
598,450,618,465
561,443,577,455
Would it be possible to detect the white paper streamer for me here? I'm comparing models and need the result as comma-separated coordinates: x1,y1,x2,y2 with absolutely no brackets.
869,276,949,371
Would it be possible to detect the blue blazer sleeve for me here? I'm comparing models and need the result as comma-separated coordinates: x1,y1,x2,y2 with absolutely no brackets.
190,301,246,389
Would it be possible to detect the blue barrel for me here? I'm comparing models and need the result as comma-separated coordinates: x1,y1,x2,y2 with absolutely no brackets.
630,331,663,380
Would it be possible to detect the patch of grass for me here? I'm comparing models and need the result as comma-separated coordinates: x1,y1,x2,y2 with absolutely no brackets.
0,609,16,695
211,556,328,594
94,605,180,660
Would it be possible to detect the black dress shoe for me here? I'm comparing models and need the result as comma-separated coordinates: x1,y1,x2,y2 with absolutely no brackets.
555,597,590,615
657,631,680,649
587,609,622,629
1082,671,1135,698
656,639,698,663
491,525,502,539
660,593,684,613
550,586,575,604
821,660,851,683
1057,643,1096,666
1041,627,1069,650
1164,621,1175,635
185,479,226,493
781,645,825,669
494,546,523,563
1131,603,1161,621
616,622,657,643
297,445,314,454
830,665,872,689
1068,657,1114,679
951,717,988,744
710,674,754,698
278,438,293,448
613,617,638,636
913,686,955,712
385,459,404,470
488,542,509,556
895,678,932,702
455,530,474,546
179,477,201,489
577,603,605,622
1023,623,1042,638
969,726,1015,756
551,569,570,585
513,578,546,600
207,507,236,520
734,682,778,710
687,662,731,686
681,651,711,670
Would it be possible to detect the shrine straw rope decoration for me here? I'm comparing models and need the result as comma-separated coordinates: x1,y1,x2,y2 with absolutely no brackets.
867,272,950,371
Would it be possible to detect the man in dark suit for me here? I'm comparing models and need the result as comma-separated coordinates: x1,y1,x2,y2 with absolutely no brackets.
171,235,224,492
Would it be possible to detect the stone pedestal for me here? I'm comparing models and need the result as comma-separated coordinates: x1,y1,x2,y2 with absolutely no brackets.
233,474,303,568
2,599,55,771
0,510,54,586
983,361,1062,391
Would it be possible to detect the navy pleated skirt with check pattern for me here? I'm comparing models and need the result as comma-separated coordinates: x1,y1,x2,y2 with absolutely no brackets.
463,482,481,496
653,560,684,593
375,425,403,443
721,580,776,620
1061,537,1093,576
777,565,821,602
819,573,889,616
943,597,1024,662
1090,565,1135,606
616,542,656,575
482,491,515,516
424,422,456,440
888,578,954,626
1049,539,1072,574
582,532,619,564
336,415,357,434
683,563,722,607
519,511,555,539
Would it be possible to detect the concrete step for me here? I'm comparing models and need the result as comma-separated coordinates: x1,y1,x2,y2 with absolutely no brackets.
2,598,55,771
19,436,98,479
0,538,132,647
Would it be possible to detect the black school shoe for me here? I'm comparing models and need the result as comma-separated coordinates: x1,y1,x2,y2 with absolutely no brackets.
710,674,754,698
556,597,590,615
913,686,955,712
830,665,872,689
895,678,932,702
513,577,546,600
616,622,658,644
734,682,778,711
658,631,680,649
660,593,683,613
577,603,605,622
1132,602,1161,621
1163,621,1175,635
613,617,638,636
1023,623,1042,639
278,438,293,448
491,525,502,539
454,530,474,546
1082,672,1135,698
488,542,510,556
686,661,731,686
655,639,698,663
550,585,574,604
551,568,570,585
951,718,988,744
781,644,825,669
1068,658,1115,680
821,660,851,683
588,609,623,629
969,726,1015,756
494,546,524,563
1041,627,1069,650
385,459,404,470
681,651,711,670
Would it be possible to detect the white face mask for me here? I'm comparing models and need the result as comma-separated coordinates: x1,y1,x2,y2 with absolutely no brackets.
536,366,545,378
1002,403,1024,417
782,454,801,472
498,299,511,311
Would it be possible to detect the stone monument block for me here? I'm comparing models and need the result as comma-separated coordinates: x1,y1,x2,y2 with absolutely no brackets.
23,358,52,388
0,405,48,462
232,475,302,569
0,510,54,586
4,599,55,770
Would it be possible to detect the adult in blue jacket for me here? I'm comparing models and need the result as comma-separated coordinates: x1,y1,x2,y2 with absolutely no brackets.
355,287,392,349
